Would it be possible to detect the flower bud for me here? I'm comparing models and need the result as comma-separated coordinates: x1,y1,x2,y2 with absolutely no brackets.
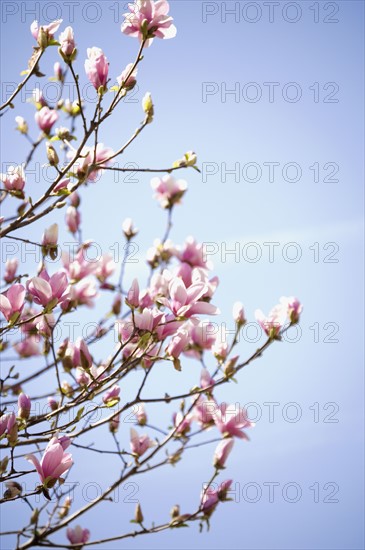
0,456,9,474
15,116,28,134
142,92,154,123
18,393,31,420
232,301,246,326
109,414,120,434
170,504,180,519
4,481,22,499
122,217,138,240
223,355,239,378
46,143,59,167
48,397,59,411
134,503,144,523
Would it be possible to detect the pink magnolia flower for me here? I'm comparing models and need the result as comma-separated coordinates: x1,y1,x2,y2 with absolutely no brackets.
184,320,217,358
134,307,164,333
151,175,187,209
176,237,210,269
63,279,98,309
95,254,115,284
59,26,76,57
62,248,96,281
3,259,18,284
32,89,48,109
14,335,41,357
121,0,177,46
116,63,138,90
166,329,189,358
0,284,26,322
200,368,215,390
18,393,31,420
172,411,193,436
0,412,17,438
71,143,113,183
85,47,109,91
213,403,253,440
162,277,219,318
130,428,155,457
30,19,62,46
36,314,56,338
213,438,234,469
255,302,287,339
67,526,90,546
201,479,233,515
1,164,26,194
194,397,217,427
54,62,63,81
103,385,120,405
51,177,72,195
280,296,303,324
35,106,58,134
127,278,140,308
135,404,147,425
26,435,73,487
72,337,93,370
65,206,81,234
27,270,69,309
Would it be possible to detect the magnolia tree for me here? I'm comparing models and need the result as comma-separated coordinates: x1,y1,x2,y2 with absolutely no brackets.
0,1,302,548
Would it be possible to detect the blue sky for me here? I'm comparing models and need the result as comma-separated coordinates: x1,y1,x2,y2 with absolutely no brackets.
0,1,364,549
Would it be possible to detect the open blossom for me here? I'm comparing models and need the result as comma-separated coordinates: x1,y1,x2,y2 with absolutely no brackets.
62,249,96,281
71,143,113,183
26,435,73,487
3,259,18,284
172,411,193,436
18,393,31,420
95,254,115,284
1,165,26,194
280,296,303,324
166,329,189,358
130,428,155,457
121,0,177,46
151,175,187,209
200,368,215,390
63,279,98,309
134,307,164,333
103,385,120,405
66,526,90,546
213,438,234,469
31,19,62,47
35,106,58,133
213,403,253,439
176,237,210,269
27,270,69,309
0,284,26,322
85,47,109,91
201,479,233,515
117,63,137,90
59,26,76,58
162,277,219,318
14,335,41,357
255,301,288,338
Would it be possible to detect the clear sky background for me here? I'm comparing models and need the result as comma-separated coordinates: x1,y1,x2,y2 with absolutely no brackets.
0,1,364,549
